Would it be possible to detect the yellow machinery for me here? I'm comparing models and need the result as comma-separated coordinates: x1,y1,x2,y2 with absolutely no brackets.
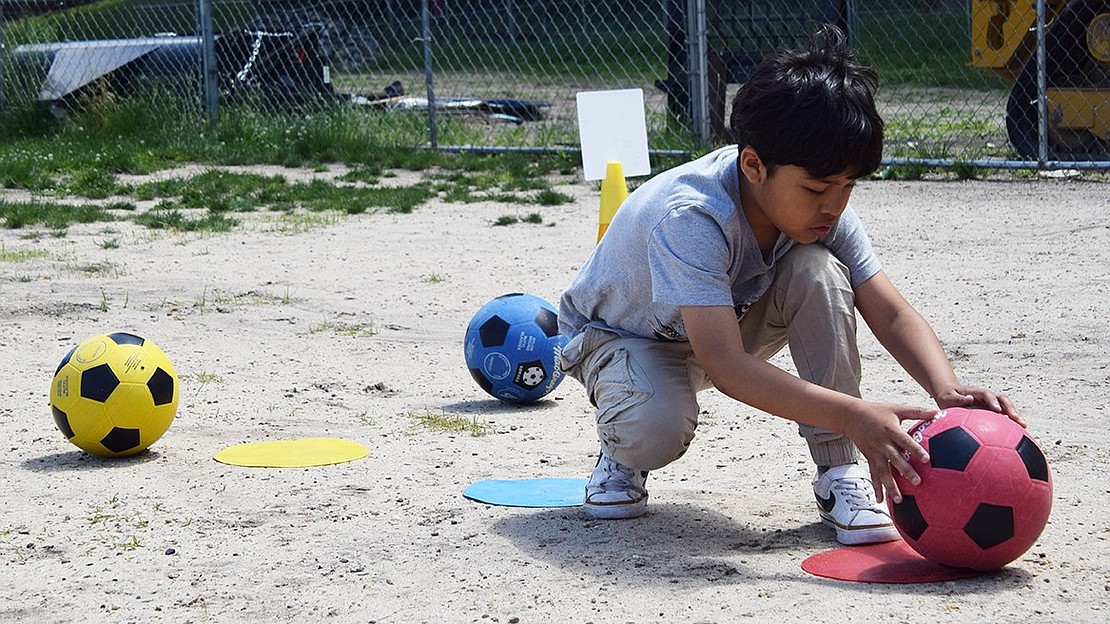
971,0,1110,159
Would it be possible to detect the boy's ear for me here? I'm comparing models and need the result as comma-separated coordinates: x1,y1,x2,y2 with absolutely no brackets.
738,146,766,184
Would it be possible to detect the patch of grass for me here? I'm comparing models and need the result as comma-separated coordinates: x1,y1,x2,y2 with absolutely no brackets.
304,320,377,338
188,286,287,311
533,189,574,205
263,211,342,233
85,492,158,552
0,243,48,262
132,171,435,217
338,165,384,184
407,409,492,437
190,371,224,394
873,164,931,181
951,161,981,181
77,261,121,278
192,371,225,385
494,212,547,226
0,200,114,230
422,273,448,283
133,208,238,232
429,162,572,206
62,168,124,199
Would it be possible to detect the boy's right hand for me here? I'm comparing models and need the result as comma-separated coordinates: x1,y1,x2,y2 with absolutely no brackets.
843,404,940,505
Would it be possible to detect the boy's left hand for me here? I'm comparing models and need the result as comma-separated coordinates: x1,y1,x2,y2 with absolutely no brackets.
933,385,1026,428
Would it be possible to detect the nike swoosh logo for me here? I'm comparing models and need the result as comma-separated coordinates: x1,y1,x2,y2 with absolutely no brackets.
815,491,837,513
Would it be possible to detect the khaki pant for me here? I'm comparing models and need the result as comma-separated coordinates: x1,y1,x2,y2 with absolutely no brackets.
561,244,861,471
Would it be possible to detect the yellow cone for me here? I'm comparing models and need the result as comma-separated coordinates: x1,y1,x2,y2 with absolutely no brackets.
597,161,628,243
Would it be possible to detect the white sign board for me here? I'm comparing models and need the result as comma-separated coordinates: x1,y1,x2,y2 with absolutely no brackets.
576,89,651,181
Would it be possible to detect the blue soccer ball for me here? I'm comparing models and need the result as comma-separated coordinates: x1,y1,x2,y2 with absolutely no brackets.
464,293,568,403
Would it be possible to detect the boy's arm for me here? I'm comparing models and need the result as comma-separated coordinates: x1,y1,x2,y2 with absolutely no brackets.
681,305,935,503
854,271,1025,425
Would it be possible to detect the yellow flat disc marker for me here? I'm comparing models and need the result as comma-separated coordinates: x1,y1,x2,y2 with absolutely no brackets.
213,437,368,468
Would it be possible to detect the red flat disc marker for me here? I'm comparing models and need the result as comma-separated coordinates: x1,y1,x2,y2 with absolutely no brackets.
801,541,984,583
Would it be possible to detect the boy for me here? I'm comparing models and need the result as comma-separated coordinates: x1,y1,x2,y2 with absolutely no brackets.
557,25,1024,545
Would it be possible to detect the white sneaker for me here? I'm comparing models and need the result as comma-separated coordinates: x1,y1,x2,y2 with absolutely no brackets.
813,463,901,545
583,450,649,519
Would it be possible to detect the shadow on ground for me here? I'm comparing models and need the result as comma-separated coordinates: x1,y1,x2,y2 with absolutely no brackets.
489,502,1033,592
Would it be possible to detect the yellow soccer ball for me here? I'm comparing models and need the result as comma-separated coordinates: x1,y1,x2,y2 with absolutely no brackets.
49,332,179,457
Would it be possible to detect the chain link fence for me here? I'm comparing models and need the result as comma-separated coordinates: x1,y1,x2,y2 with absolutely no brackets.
1,0,1108,168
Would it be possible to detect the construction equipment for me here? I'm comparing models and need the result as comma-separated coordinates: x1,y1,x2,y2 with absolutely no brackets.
971,0,1110,160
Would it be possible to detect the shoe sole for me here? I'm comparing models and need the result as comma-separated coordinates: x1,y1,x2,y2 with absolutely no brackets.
820,516,902,545
583,496,648,520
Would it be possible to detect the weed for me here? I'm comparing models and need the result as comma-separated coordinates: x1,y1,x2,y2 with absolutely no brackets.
408,409,492,437
951,161,981,180
533,189,573,205
874,164,930,181
78,261,120,278
0,243,48,262
0,200,113,230
304,320,377,338
192,371,225,385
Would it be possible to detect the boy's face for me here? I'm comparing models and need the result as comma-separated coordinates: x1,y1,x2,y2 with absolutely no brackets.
738,148,857,246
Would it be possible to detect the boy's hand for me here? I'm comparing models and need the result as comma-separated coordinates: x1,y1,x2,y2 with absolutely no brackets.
933,385,1026,428
843,404,940,505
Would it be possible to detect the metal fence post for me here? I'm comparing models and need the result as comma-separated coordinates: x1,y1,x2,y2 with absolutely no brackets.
0,12,6,111
198,0,218,120
845,0,860,43
505,0,517,43
1034,0,1048,167
685,0,709,145
422,0,438,149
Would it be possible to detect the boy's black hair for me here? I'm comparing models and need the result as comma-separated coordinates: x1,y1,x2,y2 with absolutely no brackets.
729,24,883,179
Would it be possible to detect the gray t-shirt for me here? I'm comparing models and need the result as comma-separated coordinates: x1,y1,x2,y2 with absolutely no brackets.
559,145,881,362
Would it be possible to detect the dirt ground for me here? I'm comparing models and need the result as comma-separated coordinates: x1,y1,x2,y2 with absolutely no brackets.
1,168,1108,623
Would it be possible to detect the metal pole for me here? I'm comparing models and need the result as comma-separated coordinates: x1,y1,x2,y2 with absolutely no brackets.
1035,0,1048,166
685,0,709,145
846,0,860,43
198,0,218,120
0,12,7,111
505,0,517,43
421,0,438,149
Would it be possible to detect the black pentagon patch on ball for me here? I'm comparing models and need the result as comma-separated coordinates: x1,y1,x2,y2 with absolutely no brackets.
929,427,980,471
148,367,176,406
55,346,77,376
533,307,559,337
469,368,494,395
963,503,1014,550
52,406,75,439
100,427,141,453
891,495,928,540
1016,435,1049,482
81,363,120,403
108,332,145,346
478,316,511,348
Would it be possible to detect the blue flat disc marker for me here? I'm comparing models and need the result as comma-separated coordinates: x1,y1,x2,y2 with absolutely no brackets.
463,478,587,508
